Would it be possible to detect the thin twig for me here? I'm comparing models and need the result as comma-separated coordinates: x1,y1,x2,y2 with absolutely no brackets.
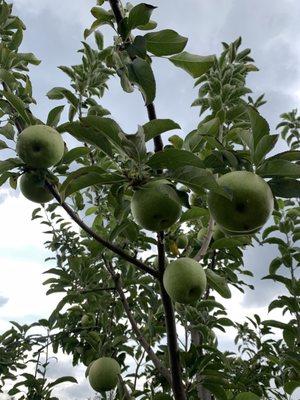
45,181,158,278
105,259,172,385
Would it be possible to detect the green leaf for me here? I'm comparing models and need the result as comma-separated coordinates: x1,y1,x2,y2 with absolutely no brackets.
169,134,183,149
170,165,231,198
8,27,23,50
128,3,156,30
127,57,156,105
91,7,114,26
60,167,125,198
284,381,300,395
80,116,126,155
148,148,204,170
17,52,41,65
58,120,115,158
235,393,260,400
0,123,14,140
169,52,215,78
46,105,65,127
268,150,300,161
206,269,231,299
198,117,220,136
48,376,77,388
180,207,208,223
0,139,8,150
144,29,188,56
253,134,278,166
137,20,157,30
247,106,270,148
143,119,180,142
0,158,23,173
258,159,300,178
2,91,34,125
203,383,228,400
211,236,251,249
0,68,17,89
47,87,78,109
268,178,300,198
61,147,90,165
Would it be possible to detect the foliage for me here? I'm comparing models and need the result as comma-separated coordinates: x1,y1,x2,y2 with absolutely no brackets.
0,0,299,399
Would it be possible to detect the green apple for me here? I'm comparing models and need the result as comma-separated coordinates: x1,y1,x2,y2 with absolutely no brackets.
131,181,182,231
19,172,53,203
208,171,274,233
88,357,121,392
163,257,207,304
81,314,95,328
176,234,188,249
16,124,64,168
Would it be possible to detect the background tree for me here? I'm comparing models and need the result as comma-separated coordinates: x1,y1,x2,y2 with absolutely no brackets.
0,0,299,399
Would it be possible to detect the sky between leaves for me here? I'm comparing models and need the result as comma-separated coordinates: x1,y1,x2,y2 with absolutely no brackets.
0,0,300,399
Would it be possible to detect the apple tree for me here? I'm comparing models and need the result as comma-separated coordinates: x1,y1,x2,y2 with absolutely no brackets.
0,0,299,399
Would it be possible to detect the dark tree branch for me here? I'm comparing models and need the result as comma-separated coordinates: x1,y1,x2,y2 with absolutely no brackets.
157,232,187,400
45,182,158,278
105,260,172,385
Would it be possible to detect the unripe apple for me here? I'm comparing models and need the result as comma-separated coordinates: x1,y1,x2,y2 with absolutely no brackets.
163,257,207,304
176,234,188,249
81,314,95,328
88,357,121,392
208,171,273,233
16,125,64,168
19,172,53,203
131,181,182,231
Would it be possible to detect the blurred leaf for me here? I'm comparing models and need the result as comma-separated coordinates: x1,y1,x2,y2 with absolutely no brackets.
148,148,204,170
144,29,188,56
128,3,156,30
169,52,215,78
143,119,180,142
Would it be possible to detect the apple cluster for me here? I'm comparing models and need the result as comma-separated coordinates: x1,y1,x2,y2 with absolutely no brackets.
16,125,64,203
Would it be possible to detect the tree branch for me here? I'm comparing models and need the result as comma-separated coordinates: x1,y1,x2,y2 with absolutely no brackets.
157,233,187,400
105,260,172,385
45,181,158,278
194,217,214,262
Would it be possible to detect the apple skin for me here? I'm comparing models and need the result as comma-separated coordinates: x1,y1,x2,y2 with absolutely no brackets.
16,125,64,168
19,172,53,203
131,181,182,232
208,171,274,233
81,314,95,328
163,257,207,304
176,234,188,249
88,357,121,392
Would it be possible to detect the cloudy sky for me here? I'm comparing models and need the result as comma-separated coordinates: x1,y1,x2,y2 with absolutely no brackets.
0,0,299,399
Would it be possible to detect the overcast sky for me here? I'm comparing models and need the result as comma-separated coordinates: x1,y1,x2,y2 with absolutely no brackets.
0,0,299,399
